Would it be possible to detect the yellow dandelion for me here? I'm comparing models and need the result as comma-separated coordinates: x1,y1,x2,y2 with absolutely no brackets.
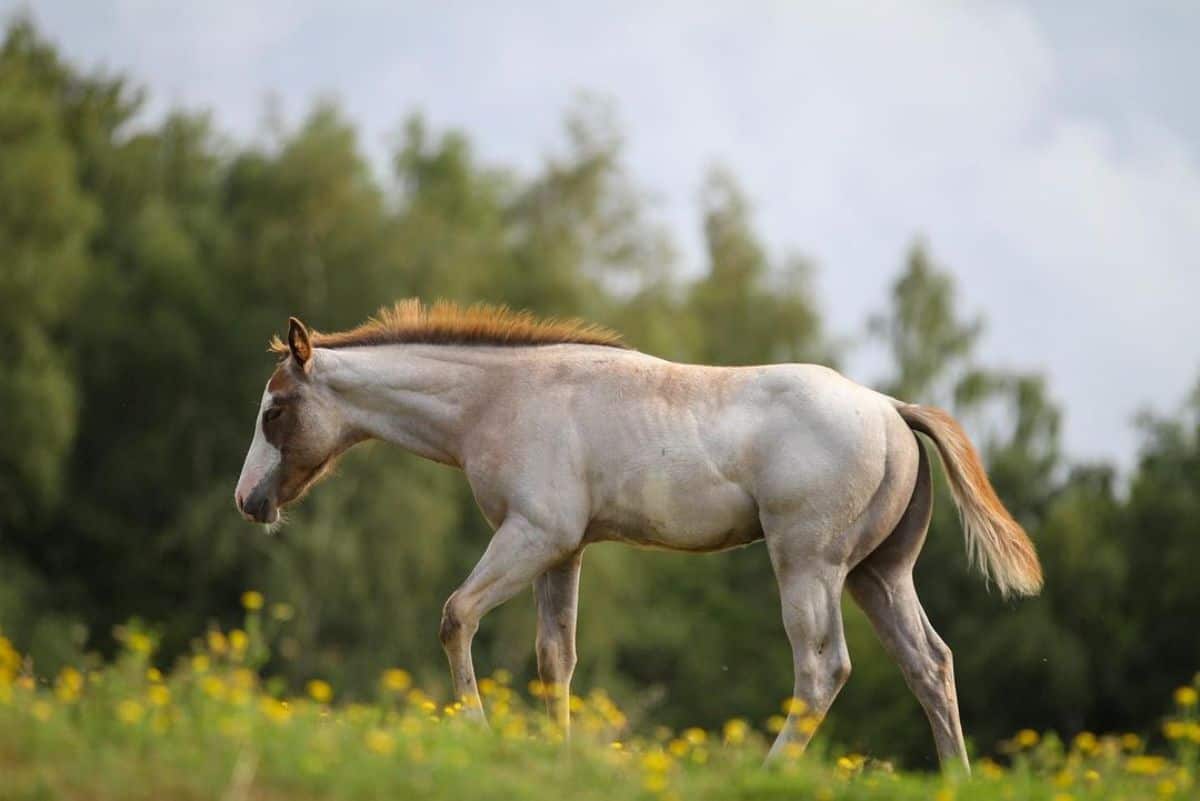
364,728,395,755
782,697,808,715
1157,779,1177,798
207,630,229,655
528,679,548,698
116,699,144,725
202,675,227,701
259,697,291,724
241,590,264,611
1073,731,1098,754
148,684,171,707
191,654,210,674
146,667,163,683
229,629,248,654
1083,770,1100,784
1126,755,1167,776
798,715,821,735
1052,794,1074,801
1175,686,1199,708
723,718,748,745
1164,720,1187,740
306,679,333,704
1121,733,1143,751
642,750,671,773
31,700,53,722
980,758,1005,779
269,602,294,621
127,632,154,655
477,676,498,697
668,738,689,757
492,668,512,685
934,787,955,801
1015,728,1040,748
380,668,411,693
766,715,786,734
683,727,707,745
55,666,84,703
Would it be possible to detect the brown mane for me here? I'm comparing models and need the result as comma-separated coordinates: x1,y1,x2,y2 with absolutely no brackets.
268,299,629,354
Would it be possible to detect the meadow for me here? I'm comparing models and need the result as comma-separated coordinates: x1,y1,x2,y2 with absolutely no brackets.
2,592,1197,801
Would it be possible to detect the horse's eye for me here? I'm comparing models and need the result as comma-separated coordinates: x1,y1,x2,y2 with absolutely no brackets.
263,407,283,424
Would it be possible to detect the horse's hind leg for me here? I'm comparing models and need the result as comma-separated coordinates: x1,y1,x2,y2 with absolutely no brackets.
847,441,970,772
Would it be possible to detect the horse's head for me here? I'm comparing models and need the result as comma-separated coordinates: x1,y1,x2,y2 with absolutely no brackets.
235,317,354,524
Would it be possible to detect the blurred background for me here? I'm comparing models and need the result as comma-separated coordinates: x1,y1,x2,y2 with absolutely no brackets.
1,1,1198,768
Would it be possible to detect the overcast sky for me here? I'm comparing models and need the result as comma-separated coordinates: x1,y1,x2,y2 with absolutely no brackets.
13,1,1200,469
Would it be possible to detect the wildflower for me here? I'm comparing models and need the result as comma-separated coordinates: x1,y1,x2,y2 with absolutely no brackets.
147,684,171,707
381,668,411,693
1083,770,1100,783
207,630,229,655
1052,794,1074,801
797,715,821,735
980,758,1005,779
1014,728,1040,748
1121,733,1143,751
1073,731,1098,754
1126,755,1167,775
723,718,748,745
1165,721,1188,740
364,728,395,755
683,727,707,745
307,679,333,703
202,675,227,701
55,667,84,703
127,632,154,655
146,667,163,683
191,654,210,674
269,602,293,621
259,697,291,724
477,676,497,697
116,699,144,725
1175,686,1199,708
528,679,547,698
1157,779,1177,797
241,591,264,611
782,697,808,715
934,788,955,801
641,749,671,772
228,629,248,654
492,668,512,685
668,738,689,757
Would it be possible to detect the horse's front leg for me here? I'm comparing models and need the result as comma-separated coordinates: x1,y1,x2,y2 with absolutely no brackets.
534,551,583,733
439,514,577,722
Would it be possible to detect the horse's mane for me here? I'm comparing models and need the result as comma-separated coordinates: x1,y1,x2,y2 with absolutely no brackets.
268,299,629,354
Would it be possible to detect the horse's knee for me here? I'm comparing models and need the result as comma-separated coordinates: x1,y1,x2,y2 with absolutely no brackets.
536,626,577,681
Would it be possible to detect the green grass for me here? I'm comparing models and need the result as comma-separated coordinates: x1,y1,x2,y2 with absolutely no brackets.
2,603,1198,801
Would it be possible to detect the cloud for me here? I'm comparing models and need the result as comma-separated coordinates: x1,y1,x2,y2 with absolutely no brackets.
16,0,1200,467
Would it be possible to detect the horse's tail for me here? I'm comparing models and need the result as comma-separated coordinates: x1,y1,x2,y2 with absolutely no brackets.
893,401,1043,598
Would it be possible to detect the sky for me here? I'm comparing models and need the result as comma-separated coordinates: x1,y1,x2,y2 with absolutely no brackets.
11,0,1200,469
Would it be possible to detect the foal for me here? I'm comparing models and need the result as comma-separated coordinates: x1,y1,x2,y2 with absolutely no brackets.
235,300,1042,770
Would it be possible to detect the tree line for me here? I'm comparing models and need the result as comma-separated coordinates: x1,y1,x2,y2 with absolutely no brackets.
2,19,1198,766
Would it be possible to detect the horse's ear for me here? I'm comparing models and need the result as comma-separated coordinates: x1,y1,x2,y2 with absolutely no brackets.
288,317,313,370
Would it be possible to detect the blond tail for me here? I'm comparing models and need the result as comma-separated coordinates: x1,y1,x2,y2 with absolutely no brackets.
895,403,1043,598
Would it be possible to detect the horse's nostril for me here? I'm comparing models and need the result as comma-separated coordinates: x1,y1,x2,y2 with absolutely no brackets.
235,491,245,512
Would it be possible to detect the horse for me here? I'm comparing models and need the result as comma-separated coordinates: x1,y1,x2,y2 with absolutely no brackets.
234,299,1042,770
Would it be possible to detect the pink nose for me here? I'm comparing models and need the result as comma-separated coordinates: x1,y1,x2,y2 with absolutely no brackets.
235,491,245,513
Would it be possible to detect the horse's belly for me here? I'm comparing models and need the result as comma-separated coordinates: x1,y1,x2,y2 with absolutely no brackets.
585,466,763,552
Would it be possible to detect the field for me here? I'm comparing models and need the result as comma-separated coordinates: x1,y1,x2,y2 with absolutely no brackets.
2,595,1197,801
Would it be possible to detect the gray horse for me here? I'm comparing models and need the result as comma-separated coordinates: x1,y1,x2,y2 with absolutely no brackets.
235,300,1042,770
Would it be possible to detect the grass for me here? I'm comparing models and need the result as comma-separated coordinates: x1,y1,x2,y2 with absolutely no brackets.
2,594,1198,801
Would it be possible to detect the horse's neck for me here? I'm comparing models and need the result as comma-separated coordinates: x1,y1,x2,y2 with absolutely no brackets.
321,345,498,467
